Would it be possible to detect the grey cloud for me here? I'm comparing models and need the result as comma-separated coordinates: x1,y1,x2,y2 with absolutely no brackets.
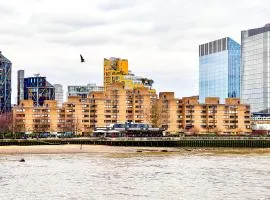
46,35,122,46
118,23,154,37
98,0,137,11
3,0,270,103
30,13,109,33
49,16,108,28
37,24,77,34
30,2,154,37
0,36,20,45
0,4,14,15
119,24,220,52
0,27,32,37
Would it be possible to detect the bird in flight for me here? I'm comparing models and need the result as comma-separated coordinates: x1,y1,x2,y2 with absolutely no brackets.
80,54,85,63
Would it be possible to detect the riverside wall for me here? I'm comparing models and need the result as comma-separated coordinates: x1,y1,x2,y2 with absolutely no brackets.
0,137,270,148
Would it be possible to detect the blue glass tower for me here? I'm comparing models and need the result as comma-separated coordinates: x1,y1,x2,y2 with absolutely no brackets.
199,37,240,103
0,51,12,113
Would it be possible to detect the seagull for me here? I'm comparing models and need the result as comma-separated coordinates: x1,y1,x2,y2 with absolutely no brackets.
80,54,85,63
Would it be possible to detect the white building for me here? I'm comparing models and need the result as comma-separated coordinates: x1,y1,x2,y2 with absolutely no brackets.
53,84,63,106
241,24,270,113
67,83,104,99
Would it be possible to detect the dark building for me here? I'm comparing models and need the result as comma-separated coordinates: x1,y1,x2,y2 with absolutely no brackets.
0,51,12,113
17,70,24,105
24,74,55,106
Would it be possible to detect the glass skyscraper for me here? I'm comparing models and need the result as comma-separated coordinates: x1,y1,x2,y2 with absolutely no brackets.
199,37,240,103
0,51,12,113
53,84,63,106
241,24,270,113
67,83,104,99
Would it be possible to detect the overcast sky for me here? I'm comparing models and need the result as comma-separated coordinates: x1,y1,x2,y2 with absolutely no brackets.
1,0,269,103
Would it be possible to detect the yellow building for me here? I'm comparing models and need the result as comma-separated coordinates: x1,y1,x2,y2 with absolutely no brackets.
103,57,155,92
13,91,251,135
157,93,251,135
13,82,157,135
104,57,128,90
13,99,58,134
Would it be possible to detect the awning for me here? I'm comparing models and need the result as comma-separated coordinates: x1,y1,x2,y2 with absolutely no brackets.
93,130,107,133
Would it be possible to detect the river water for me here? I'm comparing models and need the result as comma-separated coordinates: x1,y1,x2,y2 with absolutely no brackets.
0,150,270,200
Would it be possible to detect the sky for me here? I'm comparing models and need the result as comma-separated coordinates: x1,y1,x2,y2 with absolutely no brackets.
1,0,269,103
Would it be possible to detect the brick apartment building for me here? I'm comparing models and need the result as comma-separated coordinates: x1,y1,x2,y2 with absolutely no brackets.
13,84,251,135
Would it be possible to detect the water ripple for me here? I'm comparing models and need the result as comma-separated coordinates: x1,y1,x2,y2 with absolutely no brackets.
0,153,270,200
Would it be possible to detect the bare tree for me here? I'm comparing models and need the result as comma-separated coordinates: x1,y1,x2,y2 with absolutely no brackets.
235,127,244,135
0,112,13,138
74,117,82,136
63,119,75,133
149,102,164,128
213,127,223,136
188,126,200,136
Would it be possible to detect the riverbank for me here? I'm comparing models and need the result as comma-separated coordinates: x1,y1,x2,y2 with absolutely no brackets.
0,145,176,154
1,145,270,155
1,137,270,148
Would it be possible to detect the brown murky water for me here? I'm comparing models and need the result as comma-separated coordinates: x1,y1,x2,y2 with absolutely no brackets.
0,150,270,200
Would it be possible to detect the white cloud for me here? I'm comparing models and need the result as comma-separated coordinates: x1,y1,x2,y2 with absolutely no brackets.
0,0,269,103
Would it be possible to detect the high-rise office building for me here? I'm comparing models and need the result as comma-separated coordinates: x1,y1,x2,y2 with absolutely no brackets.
24,74,55,106
241,24,270,113
53,84,63,106
199,37,241,103
67,83,104,99
0,51,12,113
17,70,25,105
